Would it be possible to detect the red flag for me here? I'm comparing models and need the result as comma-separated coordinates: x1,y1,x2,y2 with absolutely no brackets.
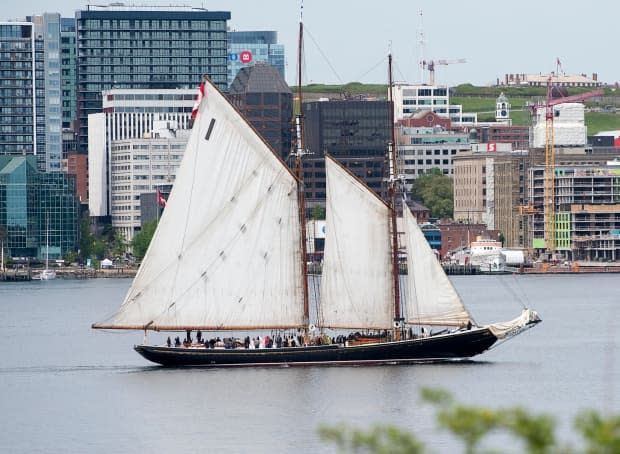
191,79,205,120
157,189,167,208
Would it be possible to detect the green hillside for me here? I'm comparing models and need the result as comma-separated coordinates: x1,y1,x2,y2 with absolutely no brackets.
297,83,620,135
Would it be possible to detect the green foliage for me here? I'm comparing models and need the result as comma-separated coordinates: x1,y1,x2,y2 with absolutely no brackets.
410,168,453,219
110,230,128,257
575,410,620,454
63,250,79,265
91,238,106,260
319,424,425,454
78,215,95,262
321,388,620,454
311,204,326,220
131,219,158,260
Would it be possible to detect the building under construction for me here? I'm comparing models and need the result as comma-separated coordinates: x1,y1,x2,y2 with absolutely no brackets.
528,164,620,260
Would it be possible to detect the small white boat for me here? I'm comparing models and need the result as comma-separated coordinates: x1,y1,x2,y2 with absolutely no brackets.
37,269,57,280
35,217,56,281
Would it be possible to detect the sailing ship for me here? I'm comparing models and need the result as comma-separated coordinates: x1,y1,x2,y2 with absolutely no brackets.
34,217,56,281
93,25,540,366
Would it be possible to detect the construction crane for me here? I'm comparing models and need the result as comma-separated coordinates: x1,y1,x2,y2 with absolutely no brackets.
529,83,604,252
421,58,465,85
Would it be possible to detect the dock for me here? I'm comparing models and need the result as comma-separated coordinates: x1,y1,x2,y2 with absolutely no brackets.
1,268,32,281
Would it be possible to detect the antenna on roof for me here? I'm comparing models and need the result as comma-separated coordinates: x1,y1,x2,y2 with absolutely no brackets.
418,10,424,83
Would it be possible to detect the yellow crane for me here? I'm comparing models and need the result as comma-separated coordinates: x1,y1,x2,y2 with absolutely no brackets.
529,84,604,252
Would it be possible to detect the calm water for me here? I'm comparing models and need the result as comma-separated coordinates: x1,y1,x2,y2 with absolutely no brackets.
0,274,618,453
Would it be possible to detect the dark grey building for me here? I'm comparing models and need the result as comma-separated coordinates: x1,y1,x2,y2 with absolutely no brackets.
229,62,293,161
75,5,231,153
303,99,391,205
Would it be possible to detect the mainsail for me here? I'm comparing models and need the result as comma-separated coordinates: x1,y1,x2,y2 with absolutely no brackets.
94,79,305,331
319,155,394,330
403,205,473,326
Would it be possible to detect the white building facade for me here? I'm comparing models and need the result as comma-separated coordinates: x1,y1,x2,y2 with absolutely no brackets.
88,88,195,239
531,103,587,148
392,83,477,125
110,125,189,241
396,125,471,191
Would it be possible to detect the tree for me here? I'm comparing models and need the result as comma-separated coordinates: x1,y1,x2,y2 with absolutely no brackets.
63,250,79,265
111,230,128,257
311,204,325,220
78,215,95,263
498,232,505,246
320,388,620,453
410,168,454,219
131,219,158,260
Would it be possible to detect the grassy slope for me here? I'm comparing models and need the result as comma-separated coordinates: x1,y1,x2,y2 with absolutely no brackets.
299,83,620,135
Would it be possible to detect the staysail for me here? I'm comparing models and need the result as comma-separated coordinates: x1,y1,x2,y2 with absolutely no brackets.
403,205,473,326
94,79,305,331
319,155,394,330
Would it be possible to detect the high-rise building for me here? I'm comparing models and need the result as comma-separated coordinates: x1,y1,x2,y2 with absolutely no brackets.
75,5,231,154
32,14,63,173
453,150,529,249
229,62,293,160
228,31,285,86
0,16,62,172
0,156,78,260
60,17,77,131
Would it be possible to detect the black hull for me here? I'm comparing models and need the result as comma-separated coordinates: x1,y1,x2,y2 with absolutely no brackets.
134,328,498,367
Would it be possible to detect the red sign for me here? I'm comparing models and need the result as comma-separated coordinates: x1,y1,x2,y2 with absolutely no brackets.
487,142,497,152
240,50,253,64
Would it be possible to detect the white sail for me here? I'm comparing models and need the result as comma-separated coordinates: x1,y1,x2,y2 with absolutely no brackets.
319,155,394,330
403,205,472,326
97,79,305,330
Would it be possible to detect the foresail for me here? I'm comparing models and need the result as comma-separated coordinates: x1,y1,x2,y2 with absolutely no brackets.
319,156,393,330
96,79,305,330
488,308,541,339
403,205,472,326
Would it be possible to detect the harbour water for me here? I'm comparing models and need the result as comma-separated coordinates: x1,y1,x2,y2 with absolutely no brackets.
0,274,618,453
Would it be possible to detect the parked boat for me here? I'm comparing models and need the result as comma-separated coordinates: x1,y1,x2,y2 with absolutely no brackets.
33,218,56,281
92,25,540,366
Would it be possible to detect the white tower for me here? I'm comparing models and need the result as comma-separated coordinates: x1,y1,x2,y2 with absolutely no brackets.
495,92,511,125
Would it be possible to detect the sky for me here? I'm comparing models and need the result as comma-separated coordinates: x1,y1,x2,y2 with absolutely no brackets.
8,1,619,87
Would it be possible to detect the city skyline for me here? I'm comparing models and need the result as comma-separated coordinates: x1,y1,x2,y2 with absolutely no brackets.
5,0,619,88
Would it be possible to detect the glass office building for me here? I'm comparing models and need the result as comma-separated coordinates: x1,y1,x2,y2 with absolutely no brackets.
228,31,285,86
303,100,390,205
0,156,78,260
75,5,231,153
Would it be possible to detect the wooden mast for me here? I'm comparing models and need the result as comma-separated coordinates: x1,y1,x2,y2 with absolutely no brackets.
295,11,310,327
387,52,402,328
